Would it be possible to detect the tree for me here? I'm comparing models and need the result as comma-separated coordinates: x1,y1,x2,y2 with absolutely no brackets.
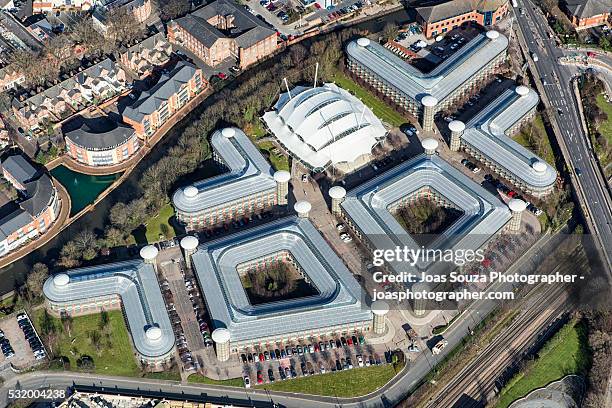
88,330,103,355
61,312,73,337
159,0,191,21
26,263,49,299
99,309,109,330
598,36,611,51
106,8,145,46
160,223,170,238
383,23,399,42
104,227,125,248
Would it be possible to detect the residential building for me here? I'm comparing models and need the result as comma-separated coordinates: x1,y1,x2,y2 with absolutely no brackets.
11,58,126,131
415,0,509,38
562,0,611,30
42,257,175,366
119,32,173,78
172,127,284,231
191,217,373,353
345,31,508,130
33,0,94,12
121,61,205,137
448,85,557,197
167,0,278,70
63,115,141,167
0,154,61,256
92,0,153,33
262,83,388,173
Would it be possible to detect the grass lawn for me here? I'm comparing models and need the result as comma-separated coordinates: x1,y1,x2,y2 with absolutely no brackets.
257,141,290,171
257,364,398,397
496,320,590,408
143,369,181,381
595,94,612,144
513,114,555,164
33,309,140,377
332,71,407,127
187,374,245,387
143,203,176,243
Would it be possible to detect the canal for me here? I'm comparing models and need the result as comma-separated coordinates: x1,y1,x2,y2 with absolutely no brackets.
0,7,413,295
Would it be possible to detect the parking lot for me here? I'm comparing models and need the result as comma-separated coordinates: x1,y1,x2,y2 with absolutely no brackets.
390,26,482,73
0,311,46,370
240,334,392,386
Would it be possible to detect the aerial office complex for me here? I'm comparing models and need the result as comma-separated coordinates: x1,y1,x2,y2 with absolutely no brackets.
42,250,175,366
448,85,557,197
173,127,288,231
190,217,373,355
345,30,508,130
262,83,387,173
336,142,512,314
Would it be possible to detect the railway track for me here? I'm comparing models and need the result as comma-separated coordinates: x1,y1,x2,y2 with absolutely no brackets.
424,281,571,408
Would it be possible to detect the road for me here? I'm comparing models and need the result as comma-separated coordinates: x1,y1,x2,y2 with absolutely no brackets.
514,0,612,275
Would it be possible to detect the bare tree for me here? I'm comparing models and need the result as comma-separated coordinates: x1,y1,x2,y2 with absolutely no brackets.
26,262,49,299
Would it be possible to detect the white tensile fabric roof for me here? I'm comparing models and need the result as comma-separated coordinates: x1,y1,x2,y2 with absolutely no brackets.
262,83,387,170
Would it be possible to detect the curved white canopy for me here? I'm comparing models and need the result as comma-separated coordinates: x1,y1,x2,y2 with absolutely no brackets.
262,83,387,170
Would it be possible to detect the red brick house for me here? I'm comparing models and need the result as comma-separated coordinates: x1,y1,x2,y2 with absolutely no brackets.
416,0,509,38
167,0,278,70
563,0,610,30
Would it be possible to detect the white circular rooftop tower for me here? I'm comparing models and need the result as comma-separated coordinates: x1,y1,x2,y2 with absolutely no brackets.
357,37,371,47
211,328,231,343
294,200,312,216
328,186,347,199
421,138,439,155
221,128,236,138
515,85,530,97
532,161,547,173
486,30,500,41
146,326,163,342
140,245,159,261
53,273,70,287
274,170,291,183
508,198,528,212
180,235,199,251
421,95,438,107
371,300,390,316
183,185,198,198
448,120,466,133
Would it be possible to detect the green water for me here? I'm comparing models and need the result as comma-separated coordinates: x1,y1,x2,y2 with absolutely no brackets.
51,166,121,216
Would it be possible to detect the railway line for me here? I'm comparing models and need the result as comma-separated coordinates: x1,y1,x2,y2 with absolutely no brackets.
424,278,571,408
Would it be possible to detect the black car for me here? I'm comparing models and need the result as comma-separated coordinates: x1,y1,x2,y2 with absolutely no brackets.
340,337,347,347
274,349,281,359
384,351,393,364
247,353,253,363
335,339,342,348
241,353,247,363
268,368,275,382
278,366,285,380
335,359,342,371
351,335,358,345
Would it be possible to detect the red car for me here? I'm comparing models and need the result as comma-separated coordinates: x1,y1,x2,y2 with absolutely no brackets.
347,337,353,346
217,72,227,80
508,190,517,198
257,370,264,384
259,353,265,362
314,2,321,8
